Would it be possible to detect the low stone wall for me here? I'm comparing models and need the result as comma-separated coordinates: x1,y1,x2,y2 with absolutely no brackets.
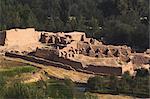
35,48,83,70
5,52,73,70
86,65,122,75
48,57,83,70
5,52,123,75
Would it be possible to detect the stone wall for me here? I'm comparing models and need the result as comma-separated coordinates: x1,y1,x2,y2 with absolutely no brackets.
6,51,124,75
35,48,59,60
50,57,83,70
34,48,125,75
0,31,6,46
86,65,122,75
5,52,73,70
122,62,134,75
35,48,83,69
132,55,150,65
0,28,42,52
65,32,86,41
5,28,40,46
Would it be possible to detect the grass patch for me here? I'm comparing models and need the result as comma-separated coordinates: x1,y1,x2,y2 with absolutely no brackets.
0,66,37,77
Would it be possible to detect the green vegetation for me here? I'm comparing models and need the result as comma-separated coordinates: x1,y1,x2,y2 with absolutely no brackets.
0,0,149,51
0,79,76,99
86,69,150,98
0,57,149,98
0,58,96,99
0,66,37,77
0,76,97,99
0,64,39,99
0,57,37,77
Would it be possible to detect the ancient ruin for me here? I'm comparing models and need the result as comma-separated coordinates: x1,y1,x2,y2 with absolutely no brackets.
0,28,41,52
0,28,149,76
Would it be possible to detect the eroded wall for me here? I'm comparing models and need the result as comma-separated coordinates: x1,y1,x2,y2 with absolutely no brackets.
86,65,122,75
5,28,40,46
122,62,134,75
35,48,123,75
65,32,86,41
0,31,6,46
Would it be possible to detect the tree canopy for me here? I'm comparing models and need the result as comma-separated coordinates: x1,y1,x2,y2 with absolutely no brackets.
0,0,149,51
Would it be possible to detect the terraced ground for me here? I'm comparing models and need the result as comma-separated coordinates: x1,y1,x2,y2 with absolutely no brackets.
0,56,45,83
0,56,90,99
1,55,94,83
0,56,135,99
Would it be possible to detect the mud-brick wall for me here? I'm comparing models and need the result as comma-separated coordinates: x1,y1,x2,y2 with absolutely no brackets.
50,57,83,70
35,48,83,70
66,32,85,41
35,48,122,75
35,48,60,61
5,28,40,46
35,48,53,59
86,65,122,76
0,31,6,46
5,52,73,70
6,52,123,75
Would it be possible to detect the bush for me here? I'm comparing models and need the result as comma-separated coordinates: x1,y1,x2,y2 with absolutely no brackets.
86,73,150,98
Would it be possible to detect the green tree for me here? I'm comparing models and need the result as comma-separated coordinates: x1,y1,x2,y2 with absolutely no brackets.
68,16,78,31
135,68,149,77
27,11,38,28
76,16,87,32
103,20,135,45
109,75,119,93
118,72,131,92
90,17,101,38
87,76,106,91
47,80,74,99
44,18,56,31
54,17,64,32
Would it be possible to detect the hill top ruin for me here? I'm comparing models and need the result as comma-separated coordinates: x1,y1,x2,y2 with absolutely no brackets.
0,28,149,76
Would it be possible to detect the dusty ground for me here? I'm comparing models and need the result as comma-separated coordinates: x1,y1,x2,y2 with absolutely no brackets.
17,71,46,83
96,94,135,99
86,93,136,99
